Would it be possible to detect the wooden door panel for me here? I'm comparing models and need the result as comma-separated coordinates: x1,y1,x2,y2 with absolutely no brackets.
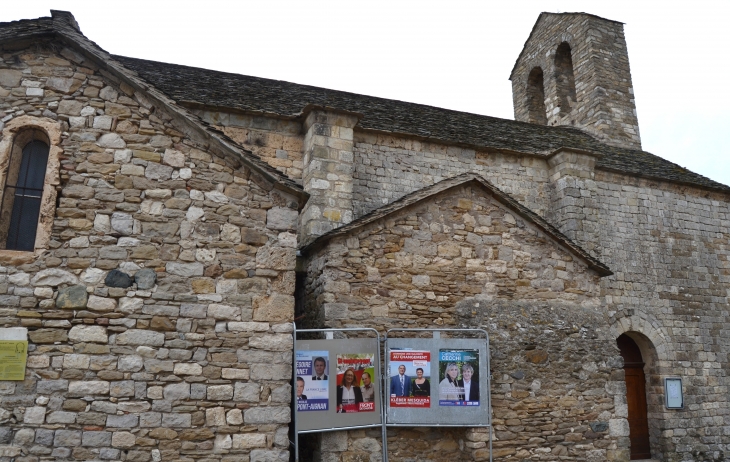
625,366,651,459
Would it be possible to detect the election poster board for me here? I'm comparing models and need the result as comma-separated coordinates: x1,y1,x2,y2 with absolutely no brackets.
386,336,490,426
295,336,382,432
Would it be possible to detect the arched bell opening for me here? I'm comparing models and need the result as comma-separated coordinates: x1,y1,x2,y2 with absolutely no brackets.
553,42,577,117
526,66,548,125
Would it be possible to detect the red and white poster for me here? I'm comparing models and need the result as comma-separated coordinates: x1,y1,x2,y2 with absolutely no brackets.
336,354,376,413
389,350,431,408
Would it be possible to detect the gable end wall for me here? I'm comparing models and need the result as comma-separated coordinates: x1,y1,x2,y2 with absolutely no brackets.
0,40,298,461
302,184,625,461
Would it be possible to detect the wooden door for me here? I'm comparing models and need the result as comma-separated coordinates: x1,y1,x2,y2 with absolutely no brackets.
624,366,651,459
617,334,651,460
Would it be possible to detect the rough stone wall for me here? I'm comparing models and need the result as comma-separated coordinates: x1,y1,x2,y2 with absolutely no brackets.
303,184,626,461
0,42,298,461
510,14,642,150
353,132,550,219
595,171,730,461
195,109,304,182
171,122,553,233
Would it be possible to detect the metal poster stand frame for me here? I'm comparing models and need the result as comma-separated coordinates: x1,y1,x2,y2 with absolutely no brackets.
292,325,492,462
293,325,386,462
385,328,492,462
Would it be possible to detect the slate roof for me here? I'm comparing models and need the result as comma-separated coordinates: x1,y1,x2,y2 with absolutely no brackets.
0,12,306,202
0,16,55,41
1,11,726,195
300,172,613,277
113,55,730,193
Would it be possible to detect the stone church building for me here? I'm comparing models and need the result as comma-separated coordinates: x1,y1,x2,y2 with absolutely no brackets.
0,9,728,462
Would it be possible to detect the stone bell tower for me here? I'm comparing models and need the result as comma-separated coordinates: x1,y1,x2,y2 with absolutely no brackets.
510,12,642,150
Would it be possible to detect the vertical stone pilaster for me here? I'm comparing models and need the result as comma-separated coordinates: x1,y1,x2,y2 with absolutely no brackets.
547,149,601,258
300,108,359,243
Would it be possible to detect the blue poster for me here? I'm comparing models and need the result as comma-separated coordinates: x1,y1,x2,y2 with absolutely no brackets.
295,350,329,411
438,349,480,407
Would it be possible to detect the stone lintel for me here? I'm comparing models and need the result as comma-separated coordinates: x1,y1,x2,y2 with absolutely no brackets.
0,250,37,265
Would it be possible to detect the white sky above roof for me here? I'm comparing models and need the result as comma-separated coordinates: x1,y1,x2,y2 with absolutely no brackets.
4,0,730,187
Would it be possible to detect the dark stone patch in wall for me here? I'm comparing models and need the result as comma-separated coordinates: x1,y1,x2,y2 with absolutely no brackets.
105,269,132,288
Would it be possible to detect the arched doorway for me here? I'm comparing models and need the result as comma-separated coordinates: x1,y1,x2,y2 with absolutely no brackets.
617,334,651,459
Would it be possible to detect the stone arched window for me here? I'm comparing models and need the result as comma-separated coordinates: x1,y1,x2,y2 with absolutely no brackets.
0,116,62,262
526,66,547,125
554,42,577,115
0,131,50,250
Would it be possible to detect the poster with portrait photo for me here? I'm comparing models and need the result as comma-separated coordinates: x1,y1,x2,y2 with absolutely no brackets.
389,349,431,408
295,350,329,412
438,349,480,407
336,353,376,413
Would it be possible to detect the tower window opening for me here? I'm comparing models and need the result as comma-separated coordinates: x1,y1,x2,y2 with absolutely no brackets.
554,42,577,115
527,67,548,125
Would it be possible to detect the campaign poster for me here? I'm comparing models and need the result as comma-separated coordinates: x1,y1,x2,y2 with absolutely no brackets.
438,349,480,407
389,349,431,408
336,353,376,413
295,351,329,412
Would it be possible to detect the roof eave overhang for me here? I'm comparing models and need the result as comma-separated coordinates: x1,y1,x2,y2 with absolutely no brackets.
171,102,730,197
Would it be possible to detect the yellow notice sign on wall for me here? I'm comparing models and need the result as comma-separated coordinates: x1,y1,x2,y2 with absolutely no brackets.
0,341,28,380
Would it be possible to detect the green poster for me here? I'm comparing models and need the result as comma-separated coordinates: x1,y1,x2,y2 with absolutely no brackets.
0,341,28,381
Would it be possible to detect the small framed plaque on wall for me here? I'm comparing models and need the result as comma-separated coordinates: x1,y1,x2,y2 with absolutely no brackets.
664,377,683,409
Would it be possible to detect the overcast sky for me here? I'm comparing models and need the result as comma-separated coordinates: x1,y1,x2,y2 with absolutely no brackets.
4,1,730,187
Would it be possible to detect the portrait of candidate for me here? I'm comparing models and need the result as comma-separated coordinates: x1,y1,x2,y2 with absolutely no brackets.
460,363,479,402
412,367,430,397
336,368,363,412
311,357,328,380
439,362,463,400
390,364,411,397
360,371,375,402
296,376,307,401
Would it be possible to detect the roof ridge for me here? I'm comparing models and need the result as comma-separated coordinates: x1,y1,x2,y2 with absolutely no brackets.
0,15,54,26
112,55,533,125
113,54,606,141
113,54,730,193
50,10,81,33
